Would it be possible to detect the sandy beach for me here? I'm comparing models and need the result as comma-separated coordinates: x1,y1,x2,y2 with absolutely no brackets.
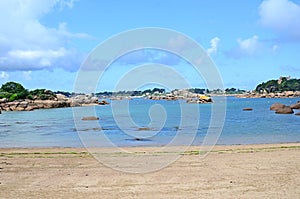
1,143,300,199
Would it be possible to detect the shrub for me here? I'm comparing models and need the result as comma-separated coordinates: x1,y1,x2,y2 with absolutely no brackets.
9,93,18,102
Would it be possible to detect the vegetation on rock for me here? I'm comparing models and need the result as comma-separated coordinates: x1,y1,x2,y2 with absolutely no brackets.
0,82,56,101
255,77,300,93
0,82,28,102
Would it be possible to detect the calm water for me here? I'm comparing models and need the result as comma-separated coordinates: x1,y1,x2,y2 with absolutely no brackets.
0,97,299,148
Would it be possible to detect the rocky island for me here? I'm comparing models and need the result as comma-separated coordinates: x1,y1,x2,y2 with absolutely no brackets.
0,82,109,112
236,76,300,98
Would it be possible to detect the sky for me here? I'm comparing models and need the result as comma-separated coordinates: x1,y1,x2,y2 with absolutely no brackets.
0,0,299,92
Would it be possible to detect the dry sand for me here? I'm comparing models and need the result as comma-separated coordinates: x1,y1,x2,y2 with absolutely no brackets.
0,143,300,199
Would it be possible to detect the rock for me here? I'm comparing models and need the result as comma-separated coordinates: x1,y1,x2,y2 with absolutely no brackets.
268,93,275,98
34,100,45,109
295,91,300,97
6,101,20,111
275,106,294,114
98,100,109,105
285,91,294,97
0,98,8,103
68,94,100,106
68,100,82,107
138,127,151,131
291,101,300,109
270,103,285,111
15,107,25,111
0,110,1,114
81,116,99,121
25,106,36,111
295,112,300,116
18,101,29,108
90,97,99,103
243,108,253,111
56,94,68,101
33,100,70,109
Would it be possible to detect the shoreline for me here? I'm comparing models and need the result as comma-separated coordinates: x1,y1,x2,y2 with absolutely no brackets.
1,142,300,154
1,141,299,150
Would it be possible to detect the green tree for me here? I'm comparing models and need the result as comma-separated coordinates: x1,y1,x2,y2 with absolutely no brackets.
0,82,28,101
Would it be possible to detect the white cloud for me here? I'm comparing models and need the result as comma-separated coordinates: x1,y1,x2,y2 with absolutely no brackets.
8,48,66,60
0,0,88,71
237,35,260,55
207,37,220,56
259,0,300,41
226,35,263,59
0,71,9,79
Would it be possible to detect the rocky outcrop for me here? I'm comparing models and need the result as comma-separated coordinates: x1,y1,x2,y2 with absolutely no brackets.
0,99,70,111
237,91,300,98
68,94,100,107
243,108,253,111
270,103,294,114
186,97,212,104
0,94,109,112
148,94,213,104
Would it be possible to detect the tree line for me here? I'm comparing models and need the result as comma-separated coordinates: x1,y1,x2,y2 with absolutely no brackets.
255,77,300,93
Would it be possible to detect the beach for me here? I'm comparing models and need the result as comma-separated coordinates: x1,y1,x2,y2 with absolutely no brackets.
1,143,300,199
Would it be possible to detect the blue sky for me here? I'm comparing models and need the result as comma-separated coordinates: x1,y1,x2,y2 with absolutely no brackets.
0,0,299,92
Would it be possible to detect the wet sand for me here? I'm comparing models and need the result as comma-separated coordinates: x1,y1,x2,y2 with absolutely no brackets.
0,143,300,198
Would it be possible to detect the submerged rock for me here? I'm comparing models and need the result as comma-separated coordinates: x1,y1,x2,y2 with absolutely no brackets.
243,108,253,111
138,127,152,131
81,116,99,121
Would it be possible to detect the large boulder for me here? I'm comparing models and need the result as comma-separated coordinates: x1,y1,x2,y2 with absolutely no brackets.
285,91,294,97
98,100,109,105
0,98,8,103
270,103,285,111
25,105,37,111
291,101,300,109
18,101,29,108
6,101,20,111
268,93,275,98
275,106,294,114
56,94,68,101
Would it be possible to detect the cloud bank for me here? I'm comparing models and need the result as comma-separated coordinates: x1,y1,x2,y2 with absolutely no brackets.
259,0,300,41
0,0,88,72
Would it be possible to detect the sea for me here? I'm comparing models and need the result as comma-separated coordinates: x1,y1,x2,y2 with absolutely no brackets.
0,96,299,148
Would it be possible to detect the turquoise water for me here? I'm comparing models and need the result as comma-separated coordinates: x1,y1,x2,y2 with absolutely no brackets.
0,97,299,148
